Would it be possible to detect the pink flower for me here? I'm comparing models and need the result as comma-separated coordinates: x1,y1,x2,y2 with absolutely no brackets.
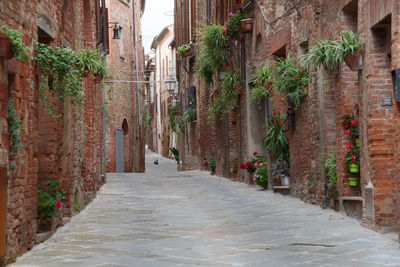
56,202,62,209
339,161,344,166
222,30,226,35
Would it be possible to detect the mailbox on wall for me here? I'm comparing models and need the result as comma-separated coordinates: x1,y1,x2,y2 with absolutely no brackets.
391,68,400,102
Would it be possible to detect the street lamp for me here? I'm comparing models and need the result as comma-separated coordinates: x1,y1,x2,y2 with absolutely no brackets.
165,76,178,100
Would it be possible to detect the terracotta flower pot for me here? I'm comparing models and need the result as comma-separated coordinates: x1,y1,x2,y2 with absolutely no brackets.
240,18,253,33
344,50,363,71
94,73,103,83
182,50,191,57
348,177,359,187
349,163,359,173
0,32,13,59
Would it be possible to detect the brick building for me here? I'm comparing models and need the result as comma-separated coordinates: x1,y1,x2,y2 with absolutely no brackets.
0,0,124,264
150,25,176,158
175,0,400,238
145,54,156,152
105,0,146,173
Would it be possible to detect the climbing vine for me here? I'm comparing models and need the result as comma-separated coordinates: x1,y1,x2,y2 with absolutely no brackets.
35,43,107,118
7,100,23,169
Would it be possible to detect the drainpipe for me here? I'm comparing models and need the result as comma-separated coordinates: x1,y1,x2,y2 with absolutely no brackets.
101,0,107,183
133,1,141,126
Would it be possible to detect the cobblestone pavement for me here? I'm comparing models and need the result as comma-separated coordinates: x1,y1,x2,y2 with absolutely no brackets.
12,150,400,266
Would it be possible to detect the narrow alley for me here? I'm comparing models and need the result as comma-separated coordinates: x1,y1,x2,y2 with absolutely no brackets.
11,150,400,267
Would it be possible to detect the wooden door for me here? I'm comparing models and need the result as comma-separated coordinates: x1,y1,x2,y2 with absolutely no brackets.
0,167,7,257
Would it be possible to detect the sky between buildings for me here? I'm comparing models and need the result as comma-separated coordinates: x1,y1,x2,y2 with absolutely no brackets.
141,0,174,55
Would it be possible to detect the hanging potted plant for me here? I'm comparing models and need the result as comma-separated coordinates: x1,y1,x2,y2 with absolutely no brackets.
223,11,247,42
301,39,342,73
340,31,364,71
344,143,359,174
250,65,272,104
240,18,253,33
177,43,192,57
348,176,359,187
1,26,30,60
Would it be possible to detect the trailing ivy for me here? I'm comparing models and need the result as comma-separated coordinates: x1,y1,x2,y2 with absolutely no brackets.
8,100,23,168
35,43,108,118
1,25,29,61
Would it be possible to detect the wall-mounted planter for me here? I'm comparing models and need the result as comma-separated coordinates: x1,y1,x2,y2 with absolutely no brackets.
355,138,360,147
348,177,359,187
343,50,363,71
349,163,359,173
0,32,13,59
182,50,191,57
240,18,253,33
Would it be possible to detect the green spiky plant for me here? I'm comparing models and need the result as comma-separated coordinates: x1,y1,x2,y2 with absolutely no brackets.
339,31,363,56
251,65,272,104
194,24,227,85
221,70,241,110
272,56,308,109
301,39,342,73
262,115,289,162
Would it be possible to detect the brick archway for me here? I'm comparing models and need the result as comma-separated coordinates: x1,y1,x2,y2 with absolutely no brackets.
121,118,131,172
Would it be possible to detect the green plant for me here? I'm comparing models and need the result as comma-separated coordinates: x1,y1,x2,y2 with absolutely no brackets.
262,115,289,162
170,147,179,165
272,56,309,109
251,65,272,104
177,43,191,56
208,156,216,173
271,159,289,178
322,152,337,190
184,107,196,122
77,47,108,76
35,42,108,118
301,39,342,73
223,11,247,41
7,100,23,162
254,160,268,188
194,24,227,85
208,95,224,121
169,104,181,132
221,70,241,109
144,105,152,132
1,25,29,61
339,31,363,56
37,180,66,218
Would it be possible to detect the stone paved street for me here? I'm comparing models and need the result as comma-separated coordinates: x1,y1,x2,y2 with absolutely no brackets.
12,150,400,266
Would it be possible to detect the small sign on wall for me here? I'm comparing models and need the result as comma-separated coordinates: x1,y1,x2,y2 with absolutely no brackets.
381,96,392,106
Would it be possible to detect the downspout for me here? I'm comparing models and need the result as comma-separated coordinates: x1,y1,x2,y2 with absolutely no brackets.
101,0,108,183
240,39,246,182
133,2,141,126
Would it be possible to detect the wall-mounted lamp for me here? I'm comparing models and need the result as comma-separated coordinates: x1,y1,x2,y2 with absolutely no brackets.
165,76,178,100
391,69,400,102
109,23,122,39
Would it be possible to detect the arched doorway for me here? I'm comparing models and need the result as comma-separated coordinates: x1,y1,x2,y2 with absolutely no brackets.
115,118,130,173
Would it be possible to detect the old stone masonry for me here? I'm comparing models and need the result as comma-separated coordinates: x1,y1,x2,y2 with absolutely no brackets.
11,150,400,266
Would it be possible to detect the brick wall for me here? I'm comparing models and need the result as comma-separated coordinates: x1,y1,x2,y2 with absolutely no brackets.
0,0,106,264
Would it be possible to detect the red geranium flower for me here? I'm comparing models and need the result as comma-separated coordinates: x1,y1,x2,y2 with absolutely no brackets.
350,119,357,126
225,61,231,68
222,30,226,35
239,163,246,169
239,37,245,43
344,129,350,135
56,202,62,209
253,152,258,156
204,161,208,166
345,143,353,150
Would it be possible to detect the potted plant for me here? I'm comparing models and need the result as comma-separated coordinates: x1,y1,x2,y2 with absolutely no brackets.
251,65,272,104
262,115,289,161
301,39,342,73
254,159,268,189
37,180,65,232
348,176,359,187
221,70,241,110
340,31,364,71
344,144,359,173
1,26,29,61
272,57,309,109
208,156,216,174
177,43,192,57
223,11,247,42
271,159,290,186
322,152,337,190
240,17,253,33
